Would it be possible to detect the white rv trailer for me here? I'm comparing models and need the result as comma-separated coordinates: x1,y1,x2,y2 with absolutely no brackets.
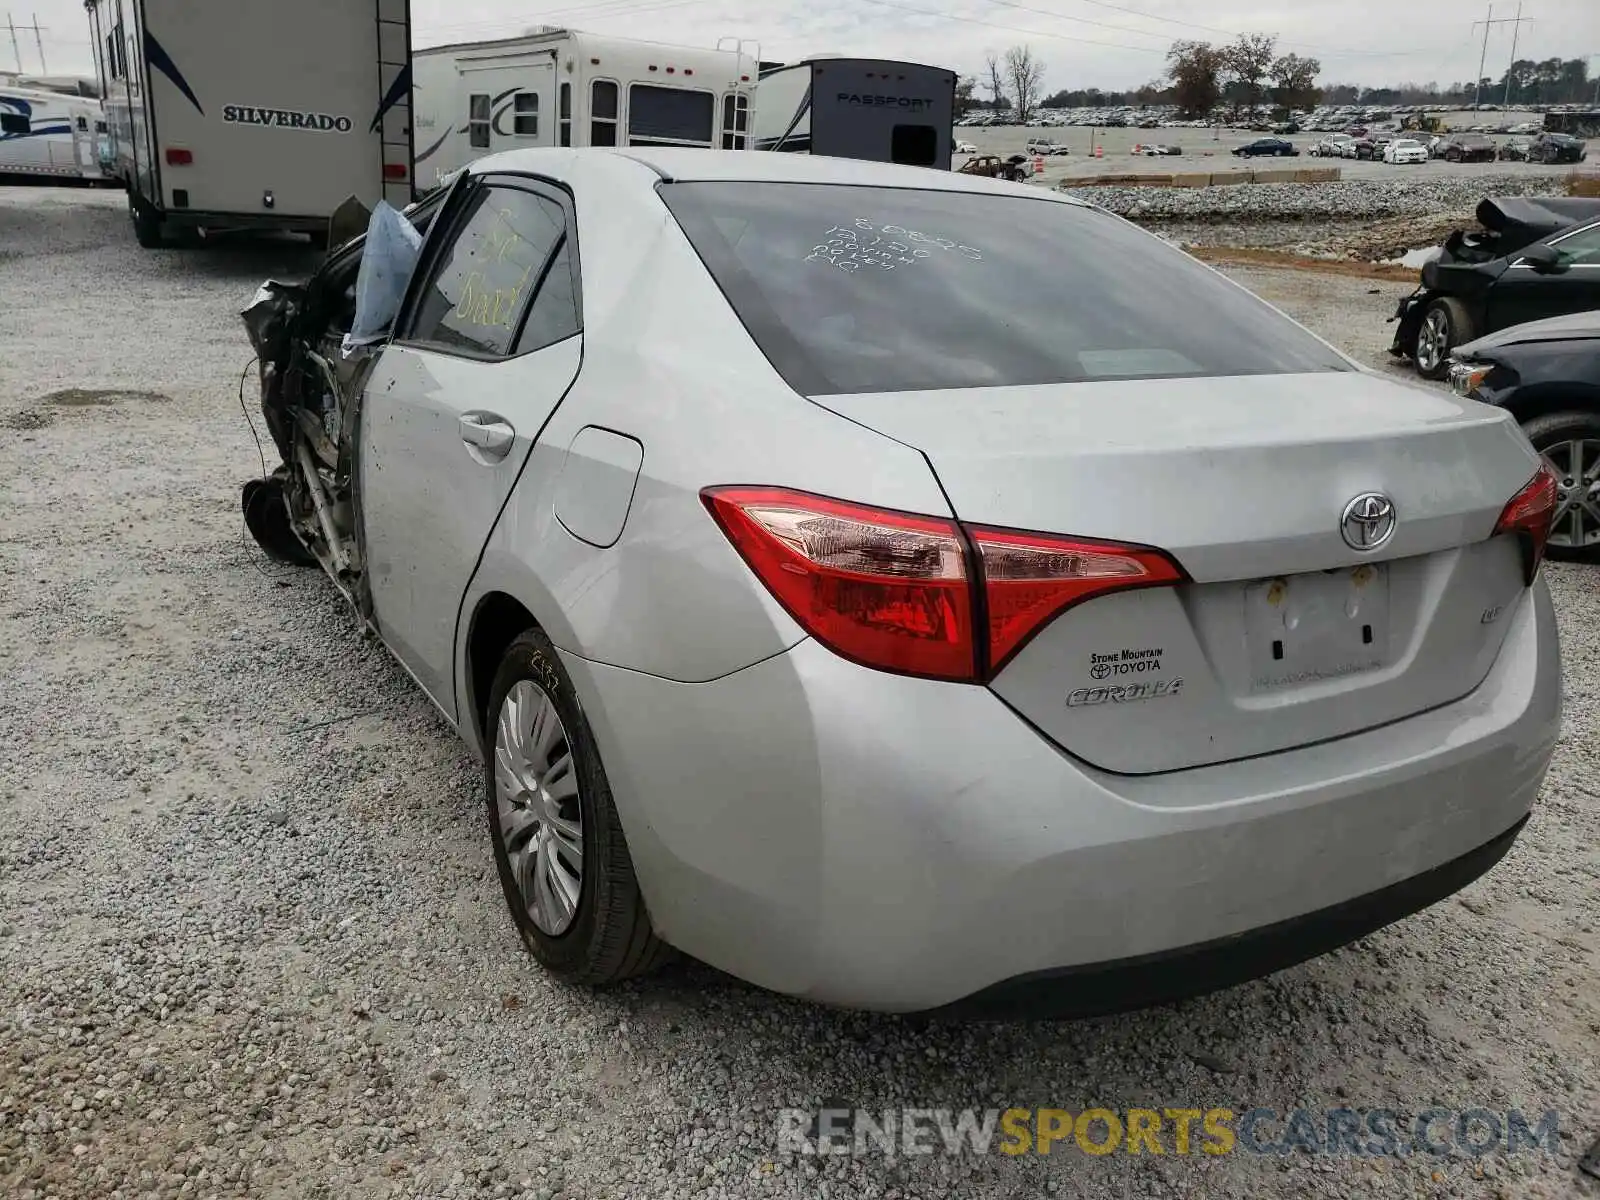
412,29,756,188
83,0,415,248
0,79,109,182
752,57,957,170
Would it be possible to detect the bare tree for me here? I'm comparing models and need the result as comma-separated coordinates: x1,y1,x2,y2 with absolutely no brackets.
1224,33,1277,117
1166,40,1225,118
1004,45,1045,123
984,52,1007,107
1269,52,1322,113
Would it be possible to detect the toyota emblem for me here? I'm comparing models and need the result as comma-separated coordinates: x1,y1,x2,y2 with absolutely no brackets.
1340,493,1396,551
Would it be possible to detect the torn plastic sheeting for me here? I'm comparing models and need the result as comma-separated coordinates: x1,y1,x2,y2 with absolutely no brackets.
344,200,423,357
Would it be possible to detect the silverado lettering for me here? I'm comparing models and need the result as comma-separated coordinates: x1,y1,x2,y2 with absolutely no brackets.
222,105,353,133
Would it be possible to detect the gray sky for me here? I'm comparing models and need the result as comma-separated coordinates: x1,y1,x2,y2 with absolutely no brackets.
12,0,1600,93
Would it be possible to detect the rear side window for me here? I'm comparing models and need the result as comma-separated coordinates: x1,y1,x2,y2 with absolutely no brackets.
405,185,568,358
660,182,1348,396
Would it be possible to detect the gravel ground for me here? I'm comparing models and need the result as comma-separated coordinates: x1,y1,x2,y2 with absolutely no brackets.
1060,173,1575,224
1,186,1597,1200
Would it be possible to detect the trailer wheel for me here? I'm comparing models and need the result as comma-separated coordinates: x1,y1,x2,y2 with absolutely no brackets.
129,196,168,249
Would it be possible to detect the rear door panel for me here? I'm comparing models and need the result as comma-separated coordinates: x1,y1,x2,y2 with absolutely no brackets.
360,177,582,716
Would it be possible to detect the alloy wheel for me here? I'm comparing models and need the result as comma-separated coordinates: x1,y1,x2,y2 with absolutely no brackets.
1415,309,1449,373
493,680,584,936
1542,438,1600,551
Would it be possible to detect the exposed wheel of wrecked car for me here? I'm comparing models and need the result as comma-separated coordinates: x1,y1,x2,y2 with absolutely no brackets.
1415,298,1476,380
486,629,671,984
1521,411,1600,562
241,476,318,567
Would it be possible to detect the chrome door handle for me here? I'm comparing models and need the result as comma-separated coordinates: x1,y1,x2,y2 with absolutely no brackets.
459,412,515,459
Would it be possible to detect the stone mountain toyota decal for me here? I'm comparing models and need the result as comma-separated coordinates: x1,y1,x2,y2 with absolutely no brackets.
1089,647,1164,680
222,105,353,133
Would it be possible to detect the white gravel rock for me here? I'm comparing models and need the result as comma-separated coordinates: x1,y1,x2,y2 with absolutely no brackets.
1063,171,1574,223
1,186,1596,1200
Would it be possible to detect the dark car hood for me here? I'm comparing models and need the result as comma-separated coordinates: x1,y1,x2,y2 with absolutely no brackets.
1476,195,1600,241
1457,309,1600,356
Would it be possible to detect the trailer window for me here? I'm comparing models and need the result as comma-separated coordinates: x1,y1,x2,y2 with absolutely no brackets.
513,93,538,138
76,116,89,132
891,125,938,167
1,112,28,135
558,82,571,147
591,81,618,146
469,94,491,150
627,84,714,146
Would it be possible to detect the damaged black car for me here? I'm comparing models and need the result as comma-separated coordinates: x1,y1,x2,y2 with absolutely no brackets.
1448,310,1600,561
1389,195,1600,379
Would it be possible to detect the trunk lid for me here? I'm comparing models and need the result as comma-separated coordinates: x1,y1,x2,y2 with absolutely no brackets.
813,371,1542,774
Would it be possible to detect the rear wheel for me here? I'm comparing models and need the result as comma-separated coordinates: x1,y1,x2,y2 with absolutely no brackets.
1521,411,1600,562
129,195,168,248
485,628,671,985
1414,297,1476,380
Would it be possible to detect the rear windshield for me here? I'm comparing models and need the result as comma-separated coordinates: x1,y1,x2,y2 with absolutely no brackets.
659,182,1348,396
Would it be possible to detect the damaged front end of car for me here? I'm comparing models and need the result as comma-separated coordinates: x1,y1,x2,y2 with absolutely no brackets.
1388,194,1600,361
239,182,456,618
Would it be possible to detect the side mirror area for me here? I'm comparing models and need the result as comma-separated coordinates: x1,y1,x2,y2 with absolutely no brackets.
1519,243,1568,275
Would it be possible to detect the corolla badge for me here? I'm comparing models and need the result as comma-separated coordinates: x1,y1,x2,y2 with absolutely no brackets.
1340,493,1396,552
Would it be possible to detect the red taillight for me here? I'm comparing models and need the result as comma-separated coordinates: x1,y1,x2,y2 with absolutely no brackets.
702,486,1184,682
703,487,976,681
1494,464,1559,585
384,163,408,180
165,148,192,165
971,526,1185,672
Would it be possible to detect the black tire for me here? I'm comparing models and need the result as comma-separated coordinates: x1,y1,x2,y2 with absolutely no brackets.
484,628,671,985
129,195,168,248
242,476,317,567
1520,411,1600,563
1414,297,1478,380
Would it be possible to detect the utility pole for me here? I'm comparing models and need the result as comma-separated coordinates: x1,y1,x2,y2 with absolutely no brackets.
4,13,47,73
1501,3,1529,108
1472,5,1529,109
1472,5,1492,111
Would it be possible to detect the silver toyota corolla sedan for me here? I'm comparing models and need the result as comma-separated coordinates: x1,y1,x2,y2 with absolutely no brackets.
242,148,1562,1016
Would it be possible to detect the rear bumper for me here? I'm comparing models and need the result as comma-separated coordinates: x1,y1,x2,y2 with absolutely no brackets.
566,579,1560,1013
932,814,1525,1019
159,208,328,234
